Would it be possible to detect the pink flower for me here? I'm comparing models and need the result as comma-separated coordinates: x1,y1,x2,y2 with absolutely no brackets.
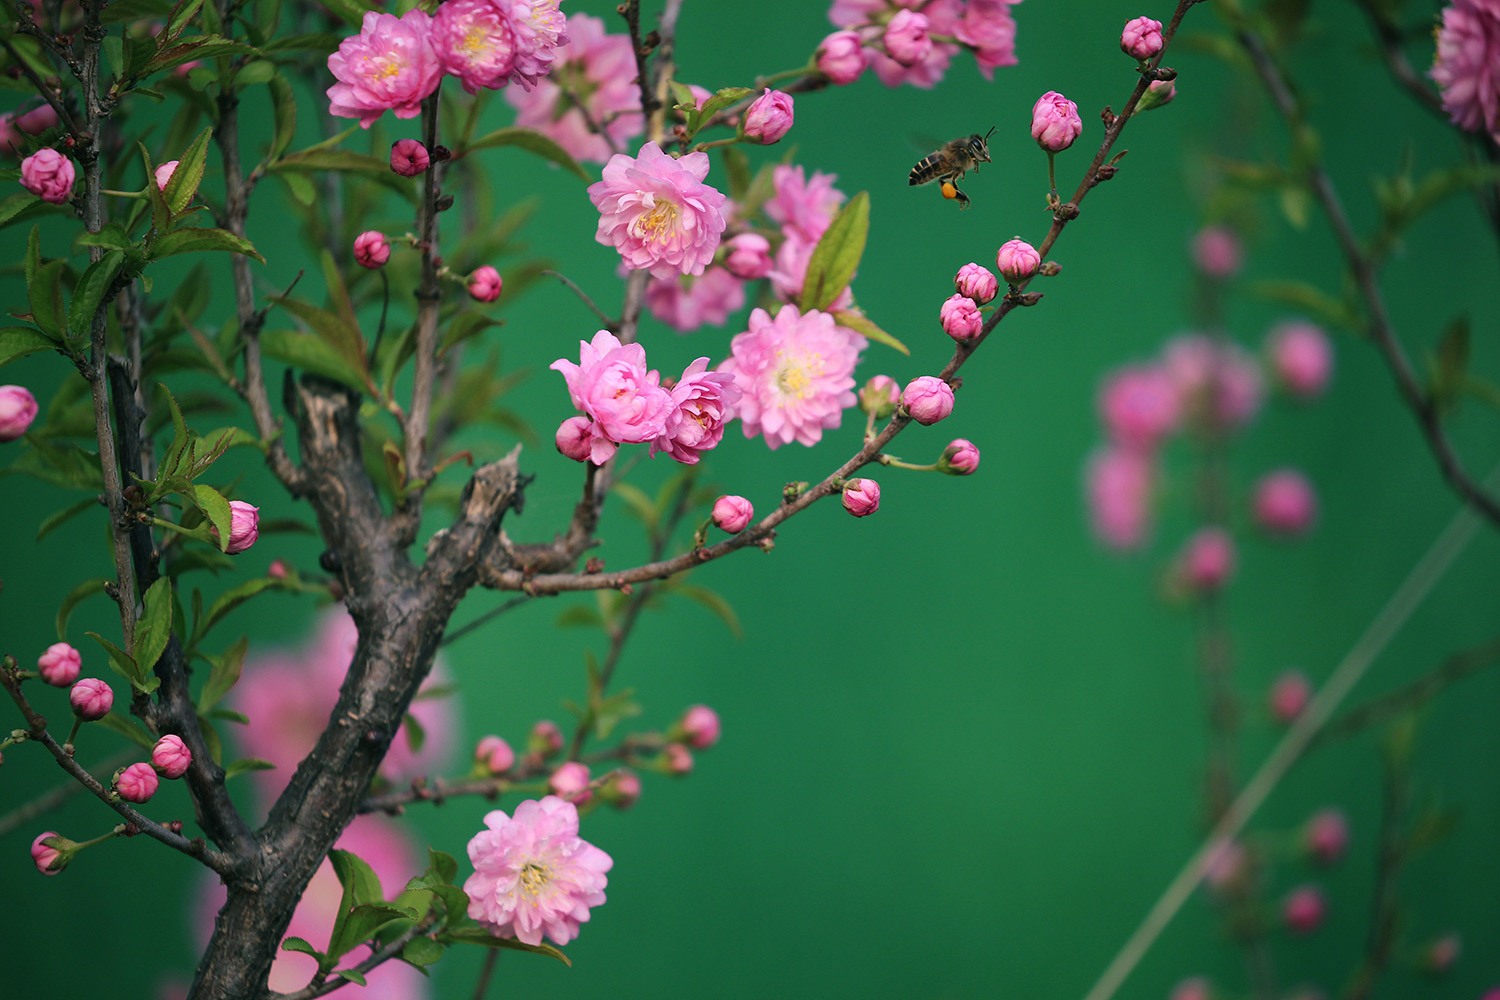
767,230,851,309
679,705,720,748
464,796,612,946
954,262,998,304
817,29,868,84
842,478,881,517
555,415,594,462
884,10,932,66
996,238,1040,284
432,0,516,94
19,148,75,204
70,677,114,720
353,230,391,269
1171,978,1213,1000
1282,884,1327,935
722,233,774,279
1191,226,1242,278
831,0,962,89
530,719,565,756
37,641,81,687
859,374,901,418
1031,91,1083,152
267,559,289,579
154,160,179,190
475,735,516,774
902,375,956,425
550,330,675,463
602,769,641,809
222,500,259,554
955,0,1020,79
1099,365,1180,451
743,89,795,143
1431,0,1500,142
1269,670,1312,725
719,305,864,449
712,495,754,533
1423,934,1461,974
939,293,983,342
645,267,745,332
326,10,442,129
116,761,160,803
1086,446,1154,550
664,742,694,773
1303,808,1348,865
1162,335,1262,432
505,14,642,163
0,384,39,441
1175,527,1235,593
1253,469,1317,537
468,265,503,302
548,761,592,802
765,164,845,244
588,142,728,278
1203,838,1249,893
1266,320,1332,398
652,357,741,464
390,138,430,176
151,734,193,779
506,0,569,91
32,831,66,875
1120,16,1164,60
939,438,981,475
14,103,58,135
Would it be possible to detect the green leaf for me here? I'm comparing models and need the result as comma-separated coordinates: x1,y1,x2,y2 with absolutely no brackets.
76,224,137,253
198,636,247,713
1250,280,1361,331
1431,315,1470,414
402,936,445,967
694,86,755,137
96,710,157,749
428,849,457,885
190,483,233,552
330,849,385,908
133,577,174,676
140,36,257,77
675,583,743,639
164,125,213,214
272,148,390,174
0,191,42,230
260,328,370,393
268,75,298,159
610,481,657,532
464,127,590,181
331,903,420,963
3,437,104,491
150,226,265,262
233,59,276,89
800,191,869,313
67,250,127,343
29,260,69,339
439,927,572,966
165,0,208,38
334,968,368,987
831,309,908,355
721,146,751,201
1,326,60,367
555,605,603,629
402,711,426,754
139,142,172,234
223,757,276,779
55,578,108,640
280,937,324,960
38,496,99,541
86,630,141,686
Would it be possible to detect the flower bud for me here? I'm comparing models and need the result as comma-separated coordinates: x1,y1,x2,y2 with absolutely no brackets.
677,705,720,749
859,375,901,419
1203,838,1249,895
1138,78,1177,112
222,500,260,554
1031,91,1083,152
1175,527,1235,593
996,238,1041,284
70,677,114,721
939,294,983,342
153,160,180,191
601,768,641,809
267,559,289,579
1253,469,1317,537
743,89,794,144
817,30,868,85
1191,226,1242,278
115,761,159,803
1422,933,1461,975
474,735,515,775
722,233,774,279
0,384,39,442
1100,364,1180,451
1303,808,1348,866
939,438,981,475
663,742,694,774
1120,16,1164,60
883,10,932,66
1269,670,1311,725
31,831,71,875
549,760,592,802
529,719,564,757
1170,978,1214,1000
902,375,955,425
953,263,998,304
353,230,391,269
1266,320,1333,399
555,416,594,463
390,137,430,177
711,495,754,534
468,265,502,303
19,148,75,204
151,734,193,779
1282,884,1327,935
842,478,881,517
37,642,81,687
14,103,58,135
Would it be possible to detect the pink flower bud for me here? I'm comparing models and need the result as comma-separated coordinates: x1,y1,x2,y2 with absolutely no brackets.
1087,446,1155,551
817,29,868,85
0,384,39,441
743,89,794,144
939,294,983,342
1191,226,1242,278
859,375,900,419
884,10,932,66
1422,933,1461,974
722,233,773,279
603,768,641,809
1170,978,1213,1000
1203,838,1249,894
14,104,58,135
1176,527,1235,593
20,147,75,204
468,265,503,303
1100,365,1180,451
1120,16,1164,60
664,742,694,774
116,761,160,803
151,734,193,779
679,704,720,749
154,160,179,191
222,500,260,554
1269,670,1312,725
1266,320,1333,399
530,719,564,757
1138,78,1176,112
939,438,981,475
1282,884,1327,935
1303,808,1348,865
954,263,999,304
1031,91,1083,152
353,230,391,269
996,238,1041,284
555,416,595,463
549,760,592,802
1253,469,1317,537
474,735,515,775
711,495,754,533
37,641,82,687
267,559,289,579
70,677,114,721
390,137,430,177
842,478,881,517
902,375,955,425
31,831,67,876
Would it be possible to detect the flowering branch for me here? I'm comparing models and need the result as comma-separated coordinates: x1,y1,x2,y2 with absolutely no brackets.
402,89,447,506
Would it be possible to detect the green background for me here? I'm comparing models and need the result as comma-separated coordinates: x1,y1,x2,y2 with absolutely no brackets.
3,1,1499,998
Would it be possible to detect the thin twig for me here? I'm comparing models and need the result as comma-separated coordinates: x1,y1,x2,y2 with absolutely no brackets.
0,747,134,837
542,269,614,327
471,950,500,1000
441,595,533,646
1344,741,1410,1000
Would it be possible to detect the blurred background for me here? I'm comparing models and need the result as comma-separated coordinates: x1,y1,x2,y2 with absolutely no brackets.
3,0,1498,998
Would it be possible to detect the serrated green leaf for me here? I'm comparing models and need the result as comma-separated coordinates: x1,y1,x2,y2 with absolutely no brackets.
55,578,108,640
1,326,60,367
67,250,127,343
439,926,571,966
2,437,104,491
695,86,755,138
133,577,174,676
86,630,141,685
195,578,285,648
188,483,233,551
268,75,297,159
0,191,43,229
233,59,276,89
198,636,247,712
331,903,420,963
831,309,908,355
330,849,385,908
270,294,368,381
463,127,590,181
224,757,276,778
334,968,367,986
165,0,207,38
27,260,68,339
140,36,257,77
280,936,324,959
428,849,457,885
38,496,98,541
164,125,212,214
76,224,136,253
402,936,445,967
800,191,868,313
96,710,157,749
150,226,265,262
139,142,172,233
272,148,389,174
260,328,369,393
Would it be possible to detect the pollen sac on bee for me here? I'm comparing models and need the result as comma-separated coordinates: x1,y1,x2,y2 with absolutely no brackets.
941,182,959,200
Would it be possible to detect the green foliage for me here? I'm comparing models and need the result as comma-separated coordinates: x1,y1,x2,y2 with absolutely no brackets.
800,191,869,314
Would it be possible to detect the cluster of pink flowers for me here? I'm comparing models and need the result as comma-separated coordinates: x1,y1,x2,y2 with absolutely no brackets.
823,0,1021,88
588,142,728,278
645,267,745,332
1431,0,1500,143
506,13,643,164
551,330,739,465
761,164,852,308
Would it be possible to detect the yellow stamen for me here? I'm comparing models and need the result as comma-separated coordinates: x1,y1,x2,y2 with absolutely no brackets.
631,200,680,245
518,860,552,900
774,348,825,400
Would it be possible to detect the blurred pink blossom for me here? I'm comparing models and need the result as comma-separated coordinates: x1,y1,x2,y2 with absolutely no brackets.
1266,320,1333,399
588,142,728,278
883,10,932,66
645,267,746,332
505,13,643,163
1253,469,1317,537
1191,226,1242,278
816,29,868,84
679,705,721,748
549,760,592,802
1099,365,1180,451
1303,808,1348,865
1163,335,1262,432
1431,0,1500,142
506,0,569,90
1086,446,1154,551
474,735,515,774
1269,670,1312,725
955,0,1019,79
722,233,774,279
765,164,845,244
1175,527,1235,593
1282,884,1327,934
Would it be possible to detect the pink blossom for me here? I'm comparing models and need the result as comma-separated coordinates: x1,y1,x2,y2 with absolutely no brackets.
1431,0,1500,142
842,478,881,517
955,0,1019,79
817,30,868,84
555,415,594,462
223,500,259,554
653,357,740,464
353,230,391,269
603,769,641,809
712,495,754,533
765,164,845,243
1203,838,1249,893
154,160,179,191
475,735,516,774
326,10,442,129
1282,884,1327,935
903,375,956,425
267,559,289,579
1086,446,1155,551
1423,934,1461,974
14,103,58,135
940,438,981,475
530,719,565,756
719,305,864,449
831,0,962,89
859,374,901,418
548,761,592,802
464,796,612,946
37,641,81,687
1191,226,1242,278
506,0,569,90
19,148,75,204
151,734,193,779
1253,469,1317,537
432,0,516,94
645,267,745,332
1162,335,1262,432
505,13,642,163
550,330,675,464
468,265,503,302
743,89,795,143
939,293,983,342
116,761,160,803
664,742,694,773
722,233,774,279
1175,527,1235,593
996,238,1040,284
1171,978,1213,1000
1031,91,1083,152
588,141,728,278
1304,808,1348,865
1120,16,1164,60
1099,365,1180,450
31,832,65,876
954,262,999,304
390,138,430,176
70,677,113,720
0,384,39,441
1266,320,1332,398
884,10,932,66
767,231,851,310
679,705,720,748
1269,670,1312,725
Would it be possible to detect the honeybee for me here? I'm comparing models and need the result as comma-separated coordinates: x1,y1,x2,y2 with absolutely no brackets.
908,128,995,209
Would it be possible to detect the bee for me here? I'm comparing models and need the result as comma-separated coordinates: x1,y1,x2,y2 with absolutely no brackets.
908,128,995,209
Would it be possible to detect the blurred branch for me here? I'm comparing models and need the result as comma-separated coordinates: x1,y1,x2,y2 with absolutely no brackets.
0,747,133,837
1344,732,1412,1000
